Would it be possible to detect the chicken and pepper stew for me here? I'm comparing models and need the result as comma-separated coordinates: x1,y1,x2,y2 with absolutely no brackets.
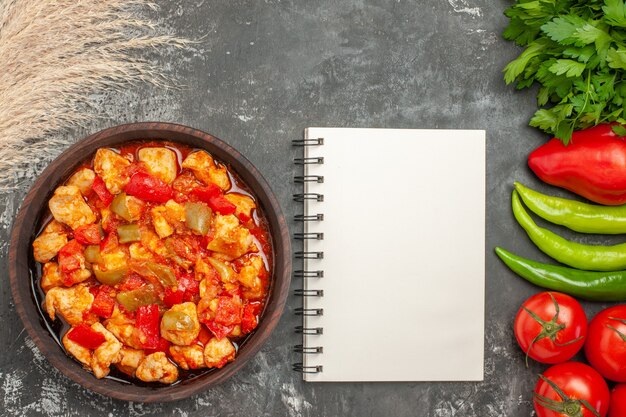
32,142,272,384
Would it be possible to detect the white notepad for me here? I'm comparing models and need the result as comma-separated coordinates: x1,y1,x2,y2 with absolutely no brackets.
298,127,486,382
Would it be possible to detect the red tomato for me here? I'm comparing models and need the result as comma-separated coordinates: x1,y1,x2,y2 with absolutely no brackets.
213,296,243,326
124,172,174,203
135,304,160,349
609,384,626,417
91,175,113,206
90,286,115,318
514,292,587,364
534,362,610,417
57,239,84,274
73,224,102,245
585,305,626,382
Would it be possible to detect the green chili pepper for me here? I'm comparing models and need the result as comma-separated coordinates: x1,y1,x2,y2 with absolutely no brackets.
84,245,103,264
495,247,626,302
146,262,177,287
117,224,142,243
116,286,159,311
512,190,626,271
515,182,626,234
185,202,211,235
94,266,127,285
161,310,194,331
110,192,132,221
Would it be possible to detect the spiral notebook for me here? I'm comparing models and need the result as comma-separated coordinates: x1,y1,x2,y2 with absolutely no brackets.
293,127,486,382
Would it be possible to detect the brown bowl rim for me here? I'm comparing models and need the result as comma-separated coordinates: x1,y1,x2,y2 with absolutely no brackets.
8,122,291,402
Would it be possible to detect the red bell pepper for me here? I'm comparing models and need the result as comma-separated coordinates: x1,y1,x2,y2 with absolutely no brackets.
58,240,84,274
528,124,626,205
241,302,261,334
191,185,236,215
163,288,184,308
124,172,174,203
73,224,102,245
67,324,106,350
91,286,116,318
91,175,114,206
144,337,171,355
205,321,234,339
136,304,160,349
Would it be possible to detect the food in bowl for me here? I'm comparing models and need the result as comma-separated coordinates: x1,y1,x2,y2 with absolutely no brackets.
32,141,272,384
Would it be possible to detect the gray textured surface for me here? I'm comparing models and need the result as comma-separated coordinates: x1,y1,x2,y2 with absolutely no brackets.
0,0,602,416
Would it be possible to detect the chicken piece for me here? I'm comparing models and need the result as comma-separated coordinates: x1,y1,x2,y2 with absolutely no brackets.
116,347,145,376
64,268,92,286
94,148,131,194
172,171,202,194
237,255,265,298
199,278,220,300
150,200,185,239
160,302,200,346
207,214,253,259
45,284,95,326
90,322,122,379
203,338,236,368
67,168,96,196
104,307,144,349
62,331,92,367
182,150,231,190
48,185,96,230
169,345,206,370
41,262,64,292
128,243,154,260
33,220,68,263
138,147,178,184
224,193,256,221
135,352,178,384
150,206,174,238
125,195,145,222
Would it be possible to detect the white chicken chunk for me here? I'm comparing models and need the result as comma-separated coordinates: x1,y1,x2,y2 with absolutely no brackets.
104,307,144,350
160,302,200,346
207,214,253,259
45,284,94,326
48,186,96,230
138,147,178,184
237,255,265,298
135,352,178,384
116,347,145,376
181,150,231,190
62,332,92,367
203,338,236,368
169,345,206,370
33,220,68,263
224,193,256,221
67,168,96,196
150,200,185,238
128,243,154,260
93,148,130,194
41,262,64,292
90,322,122,379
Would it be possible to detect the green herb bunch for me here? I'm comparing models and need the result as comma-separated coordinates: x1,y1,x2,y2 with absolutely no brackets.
504,0,626,143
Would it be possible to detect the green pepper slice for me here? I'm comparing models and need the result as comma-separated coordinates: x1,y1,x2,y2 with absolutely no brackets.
207,257,234,283
161,310,194,331
84,245,103,264
116,286,159,311
146,262,177,287
94,266,127,285
110,192,132,221
117,224,142,244
185,202,212,235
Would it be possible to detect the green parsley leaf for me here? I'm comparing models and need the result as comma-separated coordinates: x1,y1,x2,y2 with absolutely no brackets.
549,59,586,77
604,0,626,28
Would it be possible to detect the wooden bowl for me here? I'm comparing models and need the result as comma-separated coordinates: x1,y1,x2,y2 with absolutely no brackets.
8,122,291,402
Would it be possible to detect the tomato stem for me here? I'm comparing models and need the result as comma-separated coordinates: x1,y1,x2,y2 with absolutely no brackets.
534,375,601,417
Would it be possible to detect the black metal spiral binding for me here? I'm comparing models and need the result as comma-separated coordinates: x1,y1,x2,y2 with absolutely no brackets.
293,136,324,375
293,193,324,202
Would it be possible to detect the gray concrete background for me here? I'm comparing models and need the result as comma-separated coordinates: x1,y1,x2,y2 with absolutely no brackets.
1,0,610,416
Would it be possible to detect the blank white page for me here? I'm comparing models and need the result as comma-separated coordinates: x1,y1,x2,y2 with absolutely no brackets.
302,127,485,382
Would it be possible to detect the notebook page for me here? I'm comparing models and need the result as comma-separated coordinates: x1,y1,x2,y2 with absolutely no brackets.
302,128,485,382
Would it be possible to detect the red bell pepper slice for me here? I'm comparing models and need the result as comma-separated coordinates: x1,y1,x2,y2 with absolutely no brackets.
73,224,102,245
213,296,243,327
124,172,174,203
136,304,160,349
91,175,114,206
198,325,212,345
67,324,106,350
91,286,116,318
177,272,199,302
190,185,236,215
163,288,184,308
144,337,171,355
117,274,145,292
58,240,84,274
205,321,234,340
241,302,262,334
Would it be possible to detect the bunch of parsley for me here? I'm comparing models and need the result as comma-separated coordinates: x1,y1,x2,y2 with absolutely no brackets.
504,0,626,143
